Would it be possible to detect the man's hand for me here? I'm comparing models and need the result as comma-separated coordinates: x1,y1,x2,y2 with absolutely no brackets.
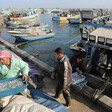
96,67,98,70
64,90,69,94
51,72,55,79
22,75,27,81
79,70,82,75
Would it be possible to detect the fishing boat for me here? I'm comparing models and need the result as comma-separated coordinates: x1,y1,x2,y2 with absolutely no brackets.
68,10,82,24
69,23,112,112
9,11,40,21
68,18,82,24
5,19,34,26
92,15,111,25
8,28,51,34
23,23,48,29
78,23,112,76
8,23,48,29
11,31,55,41
70,40,86,52
52,10,80,21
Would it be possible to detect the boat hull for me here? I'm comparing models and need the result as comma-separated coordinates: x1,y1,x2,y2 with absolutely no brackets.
52,17,67,21
70,40,86,52
12,33,55,41
10,12,39,21
68,18,82,24
52,15,80,21
8,24,48,29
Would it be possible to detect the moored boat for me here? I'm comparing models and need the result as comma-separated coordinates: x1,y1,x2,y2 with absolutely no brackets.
52,10,80,21
8,27,51,34
68,10,82,24
9,11,40,21
11,32,55,41
70,40,86,52
8,23,48,29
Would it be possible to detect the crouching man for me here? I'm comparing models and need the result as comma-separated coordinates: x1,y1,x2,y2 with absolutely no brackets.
0,50,31,108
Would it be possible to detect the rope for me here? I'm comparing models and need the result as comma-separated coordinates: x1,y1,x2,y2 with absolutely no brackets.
31,34,80,56
14,40,33,47
14,34,80,57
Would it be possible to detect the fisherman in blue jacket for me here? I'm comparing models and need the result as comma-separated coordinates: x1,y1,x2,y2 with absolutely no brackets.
91,48,103,74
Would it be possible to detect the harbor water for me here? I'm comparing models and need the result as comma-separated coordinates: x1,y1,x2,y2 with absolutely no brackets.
0,13,81,68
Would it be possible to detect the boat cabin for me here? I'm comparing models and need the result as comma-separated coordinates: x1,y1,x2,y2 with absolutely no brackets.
52,10,69,17
82,27,112,49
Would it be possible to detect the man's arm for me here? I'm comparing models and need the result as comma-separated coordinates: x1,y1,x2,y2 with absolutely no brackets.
51,65,57,79
63,61,68,91
18,59,29,80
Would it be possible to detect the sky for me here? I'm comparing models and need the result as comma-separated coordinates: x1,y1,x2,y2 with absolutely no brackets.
0,0,112,9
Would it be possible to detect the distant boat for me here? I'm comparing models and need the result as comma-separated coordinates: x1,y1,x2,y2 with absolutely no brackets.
11,31,55,41
5,20,33,26
68,10,82,24
8,23,48,29
8,27,50,34
68,18,82,24
9,11,40,21
52,10,80,21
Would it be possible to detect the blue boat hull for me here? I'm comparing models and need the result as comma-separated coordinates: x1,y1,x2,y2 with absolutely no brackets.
52,17,60,21
68,18,82,24
30,89,69,112
15,33,55,41
8,24,48,29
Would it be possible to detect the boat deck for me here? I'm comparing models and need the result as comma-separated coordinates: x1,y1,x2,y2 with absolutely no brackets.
90,27,112,38
42,77,108,112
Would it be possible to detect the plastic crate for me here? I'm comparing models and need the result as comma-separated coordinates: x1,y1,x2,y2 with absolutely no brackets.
0,76,27,98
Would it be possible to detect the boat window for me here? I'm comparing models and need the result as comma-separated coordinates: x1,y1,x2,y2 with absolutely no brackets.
106,38,112,46
98,36,105,45
89,35,96,43
82,33,88,41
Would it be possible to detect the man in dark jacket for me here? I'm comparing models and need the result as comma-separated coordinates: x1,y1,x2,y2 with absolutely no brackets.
70,52,86,74
91,48,103,74
51,48,72,109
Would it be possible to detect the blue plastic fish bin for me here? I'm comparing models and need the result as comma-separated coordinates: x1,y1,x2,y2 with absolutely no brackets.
0,76,27,98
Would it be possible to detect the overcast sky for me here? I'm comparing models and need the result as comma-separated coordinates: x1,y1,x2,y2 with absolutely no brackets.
0,0,112,9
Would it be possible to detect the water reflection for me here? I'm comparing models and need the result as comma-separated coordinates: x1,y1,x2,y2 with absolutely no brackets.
0,13,81,67
15,38,54,49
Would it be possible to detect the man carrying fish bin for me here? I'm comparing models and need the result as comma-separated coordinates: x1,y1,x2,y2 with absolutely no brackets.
0,50,31,108
51,47,72,109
